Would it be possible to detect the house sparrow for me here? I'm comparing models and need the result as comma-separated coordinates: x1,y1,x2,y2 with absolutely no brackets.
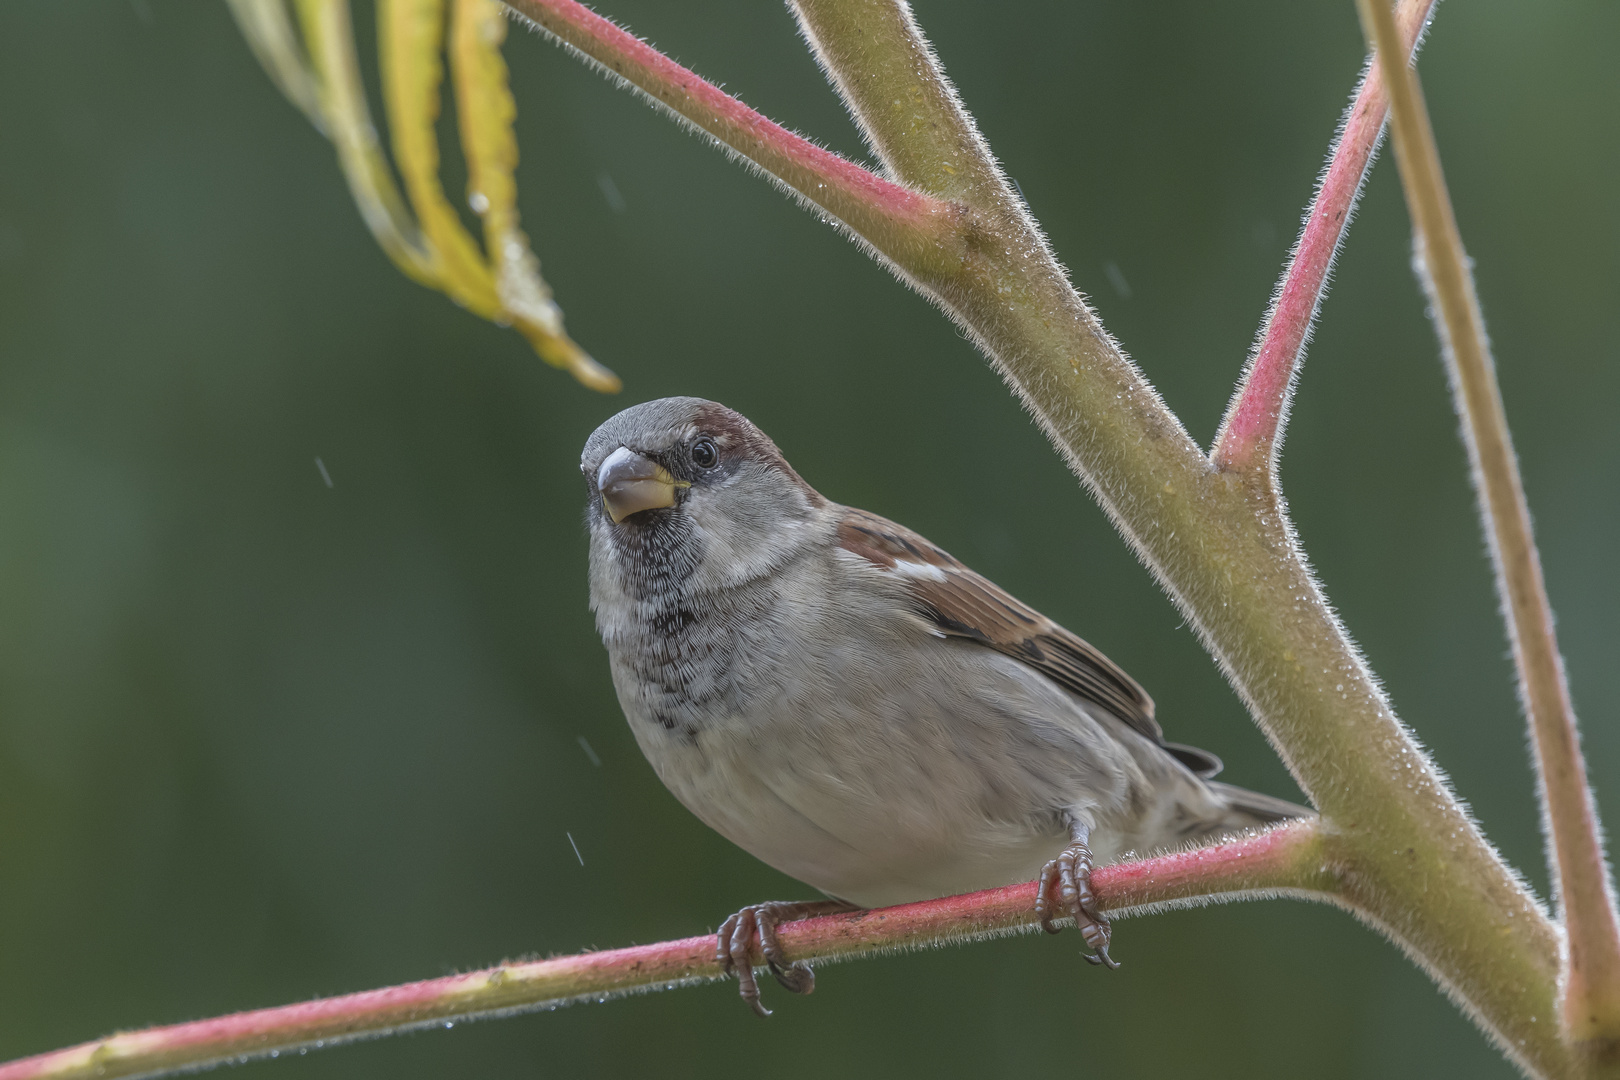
582,397,1307,1015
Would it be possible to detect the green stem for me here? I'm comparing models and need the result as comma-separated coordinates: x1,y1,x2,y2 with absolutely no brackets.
788,1,1579,1075
1359,0,1620,1046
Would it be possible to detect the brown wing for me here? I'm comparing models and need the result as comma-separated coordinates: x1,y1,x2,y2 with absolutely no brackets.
835,506,1173,748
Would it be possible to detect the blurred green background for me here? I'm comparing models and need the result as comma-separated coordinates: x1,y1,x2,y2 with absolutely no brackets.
1,1,1615,1076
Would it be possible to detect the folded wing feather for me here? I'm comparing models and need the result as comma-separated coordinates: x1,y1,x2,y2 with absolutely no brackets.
834,506,1225,780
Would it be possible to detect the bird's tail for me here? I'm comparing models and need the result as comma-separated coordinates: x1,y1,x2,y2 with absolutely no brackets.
1202,780,1314,833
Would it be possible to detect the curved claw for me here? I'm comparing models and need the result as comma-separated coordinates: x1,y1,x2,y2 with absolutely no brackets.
1035,837,1118,968
715,900,851,1016
770,961,816,994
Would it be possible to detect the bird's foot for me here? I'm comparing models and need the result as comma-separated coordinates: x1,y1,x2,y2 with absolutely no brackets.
1035,840,1119,969
716,900,855,1017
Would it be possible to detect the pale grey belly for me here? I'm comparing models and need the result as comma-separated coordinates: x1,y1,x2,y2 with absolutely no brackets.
612,636,1155,908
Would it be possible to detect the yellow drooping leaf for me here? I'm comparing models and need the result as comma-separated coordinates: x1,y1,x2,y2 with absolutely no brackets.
229,0,617,391
450,0,618,391
294,0,438,285
377,0,501,317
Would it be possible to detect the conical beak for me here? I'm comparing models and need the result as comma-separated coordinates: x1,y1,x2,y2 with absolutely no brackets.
597,446,685,523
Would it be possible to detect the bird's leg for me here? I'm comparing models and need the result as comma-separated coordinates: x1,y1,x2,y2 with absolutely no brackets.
715,899,858,1017
1035,819,1119,969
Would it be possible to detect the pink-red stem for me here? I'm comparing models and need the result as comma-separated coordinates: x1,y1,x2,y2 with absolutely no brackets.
1212,0,1436,473
502,0,958,265
0,822,1328,1080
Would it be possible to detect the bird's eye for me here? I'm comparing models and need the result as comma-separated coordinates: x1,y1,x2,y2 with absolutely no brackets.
690,438,719,469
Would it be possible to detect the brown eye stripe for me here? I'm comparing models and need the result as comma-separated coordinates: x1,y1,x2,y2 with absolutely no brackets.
690,402,827,507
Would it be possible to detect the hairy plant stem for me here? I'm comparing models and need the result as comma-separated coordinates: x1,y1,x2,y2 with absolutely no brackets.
1212,0,1435,474
503,0,961,274
0,825,1330,1080
1359,0,1620,1046
789,1,1582,1074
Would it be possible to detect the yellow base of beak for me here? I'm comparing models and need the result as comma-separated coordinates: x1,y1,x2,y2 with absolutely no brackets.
597,447,688,523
